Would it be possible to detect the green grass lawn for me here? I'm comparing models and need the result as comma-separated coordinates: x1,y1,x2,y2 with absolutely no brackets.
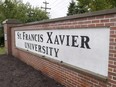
0,47,5,55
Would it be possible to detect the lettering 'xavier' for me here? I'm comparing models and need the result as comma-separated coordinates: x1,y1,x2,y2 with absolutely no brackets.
46,32,91,49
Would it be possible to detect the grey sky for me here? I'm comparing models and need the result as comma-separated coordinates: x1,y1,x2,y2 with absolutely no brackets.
23,0,72,18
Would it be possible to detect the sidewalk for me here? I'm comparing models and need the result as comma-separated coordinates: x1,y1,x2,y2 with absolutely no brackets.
0,55,64,87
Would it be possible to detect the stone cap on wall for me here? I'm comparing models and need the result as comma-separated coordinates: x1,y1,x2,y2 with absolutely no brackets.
5,8,116,27
2,19,21,24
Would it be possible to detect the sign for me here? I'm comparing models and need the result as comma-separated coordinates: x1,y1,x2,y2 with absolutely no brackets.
4,34,7,41
15,28,110,77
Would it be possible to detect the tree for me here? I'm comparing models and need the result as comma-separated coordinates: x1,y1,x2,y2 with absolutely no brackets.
107,0,116,8
86,0,111,11
67,0,88,15
67,0,88,16
0,0,49,47
67,0,116,16
67,0,76,16
74,1,88,14
0,0,49,23
25,6,49,22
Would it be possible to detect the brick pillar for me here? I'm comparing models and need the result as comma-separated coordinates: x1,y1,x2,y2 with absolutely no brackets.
2,19,21,55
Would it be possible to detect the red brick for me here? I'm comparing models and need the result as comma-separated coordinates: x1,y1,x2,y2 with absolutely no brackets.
92,20,100,23
109,79,116,84
109,69,113,73
105,14,115,18
110,35,116,38
114,61,116,65
110,50,116,53
96,15,105,19
88,17,96,20
96,23,104,27
109,53,114,57
88,24,96,27
74,25,81,28
77,18,88,21
108,82,112,86
109,64,116,69
80,24,88,28
112,84,116,87
109,75,113,79
101,19,110,22
110,57,116,61
110,43,116,46
110,18,116,22
114,68,116,72
78,21,91,24
114,54,116,58
110,38,115,42
105,23,114,26
114,47,116,50
111,27,116,30
110,30,115,34
99,82,107,87
115,31,116,34
109,60,114,65
113,76,116,80
109,72,116,77
90,79,99,84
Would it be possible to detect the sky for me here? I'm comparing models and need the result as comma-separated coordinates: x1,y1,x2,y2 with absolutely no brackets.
23,0,72,19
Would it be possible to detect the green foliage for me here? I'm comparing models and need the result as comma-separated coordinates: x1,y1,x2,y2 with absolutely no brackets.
67,0,76,16
81,0,112,11
107,0,116,8
0,0,49,23
0,47,5,54
67,0,88,16
0,0,49,46
67,0,116,16
25,7,49,22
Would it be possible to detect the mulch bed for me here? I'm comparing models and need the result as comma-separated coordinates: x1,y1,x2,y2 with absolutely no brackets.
0,55,64,87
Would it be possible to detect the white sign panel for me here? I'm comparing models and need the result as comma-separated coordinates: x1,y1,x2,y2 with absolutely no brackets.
4,34,7,41
15,28,110,77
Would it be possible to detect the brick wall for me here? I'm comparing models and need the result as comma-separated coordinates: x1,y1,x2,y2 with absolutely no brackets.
3,8,116,87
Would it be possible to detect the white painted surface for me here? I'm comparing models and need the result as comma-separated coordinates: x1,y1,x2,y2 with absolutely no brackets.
4,34,7,41
15,28,110,77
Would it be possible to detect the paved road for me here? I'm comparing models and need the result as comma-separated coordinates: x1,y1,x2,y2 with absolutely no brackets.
0,55,64,87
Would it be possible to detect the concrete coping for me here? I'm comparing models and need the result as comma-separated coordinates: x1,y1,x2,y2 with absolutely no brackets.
2,19,21,24
3,8,116,27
